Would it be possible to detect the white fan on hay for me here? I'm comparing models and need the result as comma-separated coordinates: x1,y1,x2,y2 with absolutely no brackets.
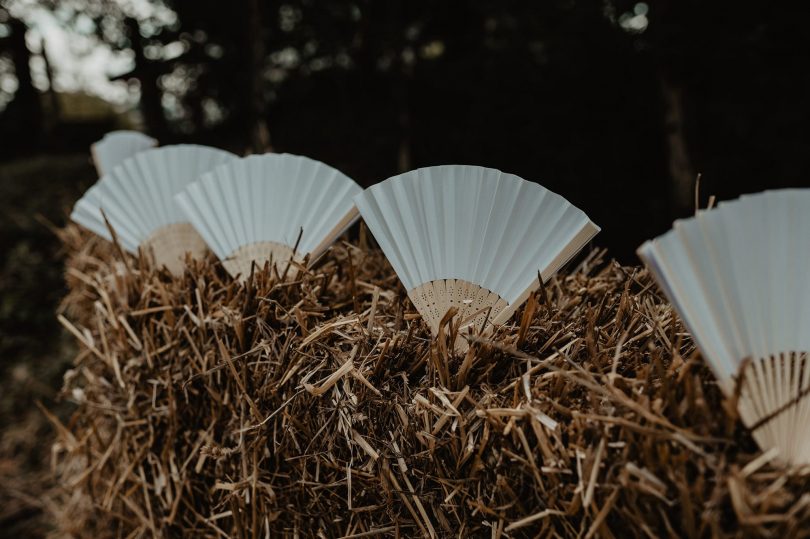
70,144,237,274
175,153,362,280
91,130,157,176
354,165,600,343
638,189,810,467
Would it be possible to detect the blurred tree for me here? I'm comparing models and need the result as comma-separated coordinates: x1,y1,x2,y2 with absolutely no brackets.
0,7,44,154
118,16,169,139
610,0,810,214
1,0,810,259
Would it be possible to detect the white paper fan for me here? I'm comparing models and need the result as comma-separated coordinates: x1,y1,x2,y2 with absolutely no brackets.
91,130,157,176
70,144,237,274
354,165,600,340
175,153,362,279
638,189,810,466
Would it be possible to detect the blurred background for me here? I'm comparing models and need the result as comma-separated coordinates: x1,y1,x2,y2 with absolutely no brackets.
1,0,809,534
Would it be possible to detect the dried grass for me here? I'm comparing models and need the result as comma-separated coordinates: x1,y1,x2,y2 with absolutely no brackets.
48,224,810,537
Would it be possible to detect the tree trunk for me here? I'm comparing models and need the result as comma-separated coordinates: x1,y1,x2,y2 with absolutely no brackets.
40,35,60,134
125,17,168,139
7,16,43,150
245,0,271,153
660,75,696,215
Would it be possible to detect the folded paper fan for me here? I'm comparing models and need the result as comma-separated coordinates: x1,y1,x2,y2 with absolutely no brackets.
354,165,600,342
638,189,810,466
71,144,237,274
175,153,362,280
91,130,157,176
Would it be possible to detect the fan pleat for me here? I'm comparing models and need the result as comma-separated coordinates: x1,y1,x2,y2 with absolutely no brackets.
305,177,353,248
278,157,309,247
118,161,156,238
299,167,337,247
697,211,747,365
212,169,240,253
390,178,426,286
464,168,489,287
378,180,420,289
102,171,149,244
499,194,582,301
202,174,231,257
486,184,545,296
475,173,521,292
441,176,457,279
185,179,228,258
355,186,414,289
206,169,230,256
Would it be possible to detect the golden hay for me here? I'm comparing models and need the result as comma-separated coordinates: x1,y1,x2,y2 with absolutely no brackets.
48,224,810,538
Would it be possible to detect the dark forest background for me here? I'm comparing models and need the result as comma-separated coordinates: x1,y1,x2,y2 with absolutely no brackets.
3,0,809,259
1,2,809,533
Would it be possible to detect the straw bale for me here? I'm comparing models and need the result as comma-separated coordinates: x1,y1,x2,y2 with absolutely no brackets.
49,225,810,537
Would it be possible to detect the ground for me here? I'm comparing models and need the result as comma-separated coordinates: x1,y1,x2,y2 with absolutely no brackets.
0,154,93,537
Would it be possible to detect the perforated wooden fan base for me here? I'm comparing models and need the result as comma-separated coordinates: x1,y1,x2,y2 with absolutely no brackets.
737,352,810,467
222,242,300,281
141,223,208,275
408,279,508,348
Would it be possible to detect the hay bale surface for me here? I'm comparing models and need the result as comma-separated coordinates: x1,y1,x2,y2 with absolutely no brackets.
50,225,810,537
